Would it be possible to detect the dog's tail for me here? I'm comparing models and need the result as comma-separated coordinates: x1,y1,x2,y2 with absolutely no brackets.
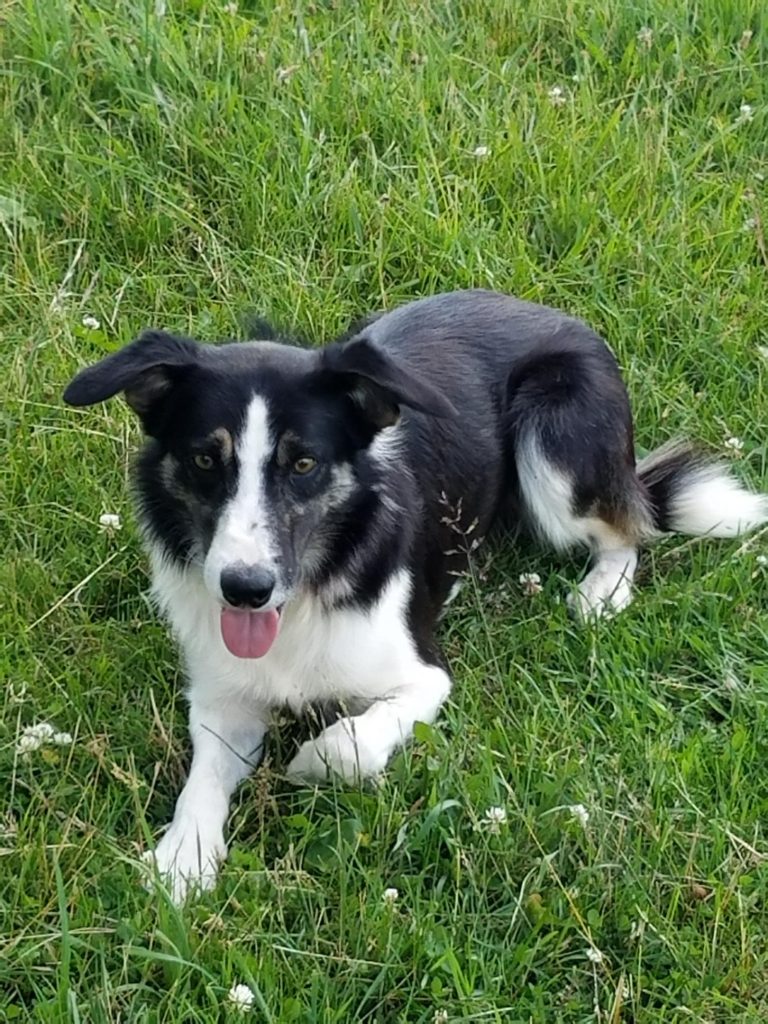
638,441,768,538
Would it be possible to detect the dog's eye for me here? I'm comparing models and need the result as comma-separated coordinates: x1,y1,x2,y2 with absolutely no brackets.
292,455,317,475
193,453,215,471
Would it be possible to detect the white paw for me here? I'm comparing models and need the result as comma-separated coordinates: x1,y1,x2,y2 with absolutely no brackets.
567,547,637,623
286,718,389,783
141,817,226,903
567,571,633,622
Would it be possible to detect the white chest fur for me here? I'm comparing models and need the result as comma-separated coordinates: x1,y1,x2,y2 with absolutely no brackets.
149,547,420,712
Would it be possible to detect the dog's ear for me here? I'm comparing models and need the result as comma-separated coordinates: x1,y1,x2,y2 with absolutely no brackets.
319,335,456,431
63,330,199,429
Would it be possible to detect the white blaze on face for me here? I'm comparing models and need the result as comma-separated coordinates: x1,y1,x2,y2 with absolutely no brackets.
203,394,277,601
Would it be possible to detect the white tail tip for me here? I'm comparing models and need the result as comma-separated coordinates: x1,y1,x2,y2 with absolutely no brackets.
669,467,768,538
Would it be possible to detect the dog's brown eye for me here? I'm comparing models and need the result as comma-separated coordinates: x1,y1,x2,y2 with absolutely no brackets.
193,453,215,471
293,455,317,475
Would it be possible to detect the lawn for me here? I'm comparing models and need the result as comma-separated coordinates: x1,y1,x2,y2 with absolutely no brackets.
2,0,768,1020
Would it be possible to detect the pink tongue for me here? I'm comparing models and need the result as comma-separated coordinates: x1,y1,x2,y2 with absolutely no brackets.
220,608,280,658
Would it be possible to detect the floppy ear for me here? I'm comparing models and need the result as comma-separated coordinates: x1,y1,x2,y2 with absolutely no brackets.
63,330,199,429
319,335,456,431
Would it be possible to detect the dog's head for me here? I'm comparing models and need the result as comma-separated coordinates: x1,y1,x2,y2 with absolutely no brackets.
64,328,453,657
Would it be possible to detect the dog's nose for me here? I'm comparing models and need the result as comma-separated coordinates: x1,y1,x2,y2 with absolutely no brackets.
220,565,276,609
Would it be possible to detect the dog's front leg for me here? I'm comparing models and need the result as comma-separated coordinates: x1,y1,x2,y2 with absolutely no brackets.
286,662,451,783
143,692,268,903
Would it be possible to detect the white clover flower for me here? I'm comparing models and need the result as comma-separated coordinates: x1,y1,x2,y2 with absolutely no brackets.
29,722,55,740
17,733,43,754
382,887,399,904
82,314,101,330
519,572,542,596
743,217,758,232
223,1,238,13
636,26,653,49
737,103,754,124
725,436,744,452
756,554,768,567
433,1012,449,1023
16,721,69,755
586,946,604,964
155,0,167,14
548,85,567,107
227,983,254,1011
98,513,122,532
472,145,490,158
481,806,508,834
569,803,590,827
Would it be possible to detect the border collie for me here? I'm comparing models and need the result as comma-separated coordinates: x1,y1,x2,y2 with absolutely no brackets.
64,289,767,901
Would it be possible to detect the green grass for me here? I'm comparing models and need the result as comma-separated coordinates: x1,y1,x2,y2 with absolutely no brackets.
2,0,768,1019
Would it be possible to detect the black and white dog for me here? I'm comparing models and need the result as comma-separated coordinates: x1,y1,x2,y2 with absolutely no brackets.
64,289,767,901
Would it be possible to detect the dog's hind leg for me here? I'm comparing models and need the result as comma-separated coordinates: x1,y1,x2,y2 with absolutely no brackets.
516,432,645,618
507,341,653,619
567,528,638,620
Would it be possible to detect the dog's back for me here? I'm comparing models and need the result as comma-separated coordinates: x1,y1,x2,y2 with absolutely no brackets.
355,288,767,617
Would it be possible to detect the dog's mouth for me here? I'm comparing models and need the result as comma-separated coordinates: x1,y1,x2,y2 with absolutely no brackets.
220,607,282,659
